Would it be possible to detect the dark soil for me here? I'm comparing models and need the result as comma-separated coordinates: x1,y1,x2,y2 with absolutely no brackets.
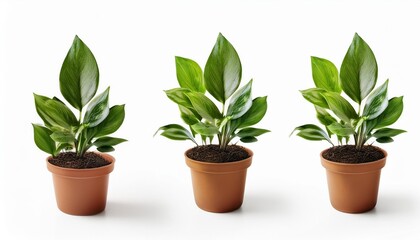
322,145,385,164
48,152,111,169
186,145,250,163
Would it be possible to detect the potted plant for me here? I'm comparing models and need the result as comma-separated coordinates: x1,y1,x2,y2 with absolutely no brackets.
32,36,126,215
155,33,269,213
291,33,405,213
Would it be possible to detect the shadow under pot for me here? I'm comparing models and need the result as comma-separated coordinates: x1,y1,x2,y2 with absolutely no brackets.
185,147,253,213
46,152,115,216
321,147,387,213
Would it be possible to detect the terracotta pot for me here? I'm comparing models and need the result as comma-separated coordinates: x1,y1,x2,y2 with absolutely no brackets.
321,147,387,213
46,152,115,216
185,147,253,213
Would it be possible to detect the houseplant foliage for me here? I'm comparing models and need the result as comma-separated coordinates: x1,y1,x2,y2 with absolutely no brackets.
291,33,405,213
33,35,126,159
156,33,269,151
32,35,126,215
155,33,268,213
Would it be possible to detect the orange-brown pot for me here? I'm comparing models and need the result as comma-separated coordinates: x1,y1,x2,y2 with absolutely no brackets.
321,147,387,213
185,147,253,213
46,152,115,216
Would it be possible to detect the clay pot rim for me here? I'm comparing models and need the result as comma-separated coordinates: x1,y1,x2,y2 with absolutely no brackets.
321,146,387,174
46,152,115,178
185,146,253,174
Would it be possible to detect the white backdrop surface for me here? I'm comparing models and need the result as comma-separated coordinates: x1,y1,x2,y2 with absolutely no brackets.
0,0,419,239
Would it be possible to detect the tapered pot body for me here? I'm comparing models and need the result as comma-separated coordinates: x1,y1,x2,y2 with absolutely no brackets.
46,153,115,216
185,147,253,213
321,147,387,213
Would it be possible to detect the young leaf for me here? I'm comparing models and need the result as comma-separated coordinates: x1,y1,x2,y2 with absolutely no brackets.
204,33,242,104
311,56,340,93
175,56,205,93
93,137,127,148
373,128,406,139
327,122,355,136
290,124,333,145
84,87,110,128
165,88,193,108
226,79,253,119
154,124,197,144
186,92,222,122
191,122,219,136
89,104,125,138
363,80,388,120
340,33,378,104
370,96,404,129
32,124,56,156
300,88,329,109
236,127,270,138
235,96,268,129
34,94,78,129
322,92,358,123
59,35,99,110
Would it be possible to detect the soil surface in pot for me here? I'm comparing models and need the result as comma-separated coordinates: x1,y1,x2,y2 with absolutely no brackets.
322,145,385,164
186,145,250,163
49,152,110,169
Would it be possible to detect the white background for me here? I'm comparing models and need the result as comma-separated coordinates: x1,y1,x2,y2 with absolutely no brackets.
1,0,419,239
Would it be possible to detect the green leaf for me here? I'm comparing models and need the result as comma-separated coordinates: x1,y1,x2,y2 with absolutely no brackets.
363,80,388,120
322,92,358,123
175,56,205,93
204,33,242,104
290,124,333,145
50,130,75,143
376,137,393,143
97,146,115,152
300,88,329,109
236,127,270,138
84,87,110,127
32,124,56,156
327,122,355,136
89,105,125,138
227,79,253,119
59,35,99,110
315,106,337,127
186,92,222,122
154,124,197,144
191,122,219,136
235,96,268,129
369,96,404,130
165,88,193,108
340,33,378,104
93,137,127,148
56,143,73,153
373,128,406,139
311,56,340,93
240,136,258,143
179,105,201,125
34,94,78,129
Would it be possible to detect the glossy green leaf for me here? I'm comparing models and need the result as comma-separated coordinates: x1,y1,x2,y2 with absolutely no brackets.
32,124,56,155
204,33,242,103
340,33,378,104
191,122,219,136
93,136,127,148
50,130,75,143
179,105,200,125
369,96,404,130
154,124,197,144
290,124,333,144
186,92,222,122
311,56,340,93
236,127,270,138
235,96,268,129
56,143,73,153
322,92,358,123
84,87,110,127
97,146,115,152
315,106,337,127
34,94,78,129
59,35,99,110
88,104,125,139
376,137,393,143
240,136,258,143
165,88,193,108
175,56,205,93
363,80,388,120
327,122,354,136
373,128,406,139
300,88,329,109
227,80,253,119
